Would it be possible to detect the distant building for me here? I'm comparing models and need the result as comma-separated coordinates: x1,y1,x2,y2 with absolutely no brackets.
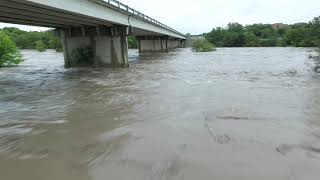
271,23,289,29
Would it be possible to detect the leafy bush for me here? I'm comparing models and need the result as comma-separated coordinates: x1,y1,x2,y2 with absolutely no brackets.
35,40,46,52
128,36,138,49
48,38,62,52
70,46,93,66
192,39,216,52
0,31,23,67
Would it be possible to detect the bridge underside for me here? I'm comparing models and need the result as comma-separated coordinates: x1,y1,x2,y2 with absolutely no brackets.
57,26,185,68
0,0,186,67
0,0,111,28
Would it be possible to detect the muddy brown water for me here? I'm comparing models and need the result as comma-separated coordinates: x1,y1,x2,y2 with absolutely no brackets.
1,48,320,180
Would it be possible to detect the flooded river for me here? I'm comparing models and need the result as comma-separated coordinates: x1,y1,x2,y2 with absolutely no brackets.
1,48,320,180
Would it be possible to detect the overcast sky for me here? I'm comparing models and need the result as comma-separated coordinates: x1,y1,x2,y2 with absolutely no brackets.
0,0,319,34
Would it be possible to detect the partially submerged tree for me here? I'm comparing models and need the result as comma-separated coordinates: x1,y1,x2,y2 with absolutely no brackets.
192,39,216,52
69,46,94,67
0,31,23,67
48,38,62,52
35,40,46,52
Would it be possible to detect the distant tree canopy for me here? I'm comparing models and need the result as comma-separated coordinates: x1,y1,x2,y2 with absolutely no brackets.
2,16,319,52
0,28,140,51
205,16,320,47
0,27,62,51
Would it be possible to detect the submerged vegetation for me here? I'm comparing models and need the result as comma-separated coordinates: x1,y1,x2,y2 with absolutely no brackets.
192,39,216,52
35,40,47,52
203,16,320,48
69,47,94,67
0,32,23,67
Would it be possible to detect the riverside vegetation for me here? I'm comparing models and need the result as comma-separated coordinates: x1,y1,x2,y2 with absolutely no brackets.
0,28,138,66
202,16,320,48
192,39,216,52
0,27,139,52
1,16,320,65
0,28,62,52
0,31,23,67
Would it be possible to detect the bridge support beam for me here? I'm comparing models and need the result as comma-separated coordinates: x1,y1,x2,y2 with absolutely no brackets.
168,39,180,49
137,36,168,53
57,25,129,68
169,38,186,49
137,36,185,53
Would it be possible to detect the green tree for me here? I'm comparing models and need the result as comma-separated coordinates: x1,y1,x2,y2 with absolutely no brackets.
0,28,62,51
205,27,227,47
128,36,138,49
227,23,243,33
192,38,216,52
0,31,23,67
244,32,259,47
35,40,46,52
310,16,320,46
204,16,320,48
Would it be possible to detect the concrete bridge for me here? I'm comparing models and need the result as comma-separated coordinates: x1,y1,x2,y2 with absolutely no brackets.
0,0,186,67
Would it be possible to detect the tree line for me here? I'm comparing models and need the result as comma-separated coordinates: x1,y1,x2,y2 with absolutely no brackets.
0,27,138,52
0,27,62,52
1,15,320,55
203,16,320,47
0,27,140,66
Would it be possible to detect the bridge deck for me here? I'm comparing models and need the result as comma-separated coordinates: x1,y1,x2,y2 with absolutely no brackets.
0,0,185,39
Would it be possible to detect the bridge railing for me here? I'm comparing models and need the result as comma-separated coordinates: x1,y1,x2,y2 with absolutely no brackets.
92,0,185,37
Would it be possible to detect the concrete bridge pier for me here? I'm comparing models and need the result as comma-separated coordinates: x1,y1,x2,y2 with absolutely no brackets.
137,36,169,53
167,38,184,49
57,25,129,68
180,39,186,48
137,36,185,53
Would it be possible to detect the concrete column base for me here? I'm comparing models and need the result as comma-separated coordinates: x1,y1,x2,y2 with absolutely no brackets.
60,29,89,68
167,40,180,49
58,25,129,68
137,36,185,53
138,39,168,53
94,36,128,68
